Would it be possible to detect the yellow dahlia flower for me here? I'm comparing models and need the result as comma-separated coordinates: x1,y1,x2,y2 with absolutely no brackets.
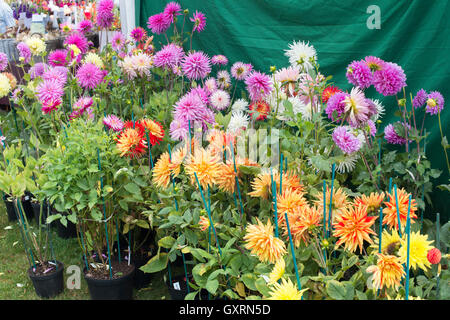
83,52,104,69
367,253,405,291
268,258,285,285
398,231,433,271
244,218,286,263
0,73,11,98
248,171,275,200
25,37,46,55
268,278,307,300
380,229,401,255
216,162,239,194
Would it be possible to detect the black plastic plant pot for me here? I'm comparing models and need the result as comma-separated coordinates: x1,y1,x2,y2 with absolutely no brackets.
132,253,153,289
3,196,17,222
166,274,195,300
31,201,50,226
28,261,64,299
84,264,136,300
21,193,35,221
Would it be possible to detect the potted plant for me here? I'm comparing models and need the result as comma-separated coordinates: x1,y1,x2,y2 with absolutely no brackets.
39,118,139,300
0,141,64,299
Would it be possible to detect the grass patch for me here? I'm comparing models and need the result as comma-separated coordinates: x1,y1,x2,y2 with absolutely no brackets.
0,202,172,300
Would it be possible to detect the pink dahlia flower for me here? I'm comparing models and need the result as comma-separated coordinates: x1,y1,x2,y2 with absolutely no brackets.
245,71,273,102
425,91,444,115
64,32,89,54
384,122,409,145
0,53,8,71
373,62,406,96
412,89,428,109
181,51,211,80
190,10,206,33
154,43,185,69
97,0,115,29
211,55,228,66
346,60,373,89
163,2,182,22
76,63,105,89
332,126,361,154
326,92,348,121
103,114,124,131
48,49,69,67
147,12,171,35
130,27,147,42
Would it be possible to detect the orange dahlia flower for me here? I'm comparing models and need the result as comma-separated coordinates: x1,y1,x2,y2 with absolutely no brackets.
382,188,417,231
367,253,405,291
333,205,377,253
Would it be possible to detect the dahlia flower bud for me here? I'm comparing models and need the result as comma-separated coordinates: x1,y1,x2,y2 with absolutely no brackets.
427,248,441,265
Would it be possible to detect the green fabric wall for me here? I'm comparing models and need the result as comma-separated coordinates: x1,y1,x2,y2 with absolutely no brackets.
135,0,450,220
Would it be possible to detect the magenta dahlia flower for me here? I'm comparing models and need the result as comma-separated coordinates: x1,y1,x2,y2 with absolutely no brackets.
17,42,31,64
103,114,124,132
36,79,64,113
97,0,115,29
173,91,206,123
332,126,361,154
245,71,273,102
29,63,48,79
42,66,68,86
373,62,406,96
190,86,210,105
111,31,126,52
76,63,105,89
130,27,147,42
190,10,206,33
364,56,385,72
211,55,228,66
326,92,348,121
153,43,185,69
0,53,8,71
48,49,68,67
70,96,94,120
147,12,171,35
425,91,445,115
163,2,182,22
412,89,428,109
384,122,409,145
64,32,89,54
346,60,373,89
181,51,211,80
78,20,93,34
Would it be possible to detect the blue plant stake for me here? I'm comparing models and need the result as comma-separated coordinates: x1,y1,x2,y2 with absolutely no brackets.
328,164,336,237
285,212,303,300
404,195,412,300
97,148,113,279
393,184,403,237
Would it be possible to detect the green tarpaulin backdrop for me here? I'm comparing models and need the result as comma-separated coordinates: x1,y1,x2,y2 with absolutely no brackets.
135,0,450,220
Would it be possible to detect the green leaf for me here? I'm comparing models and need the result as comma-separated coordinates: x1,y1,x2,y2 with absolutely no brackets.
241,273,258,291
124,182,140,194
326,280,354,300
158,236,176,249
184,291,198,300
205,279,219,295
139,252,168,273
255,277,270,297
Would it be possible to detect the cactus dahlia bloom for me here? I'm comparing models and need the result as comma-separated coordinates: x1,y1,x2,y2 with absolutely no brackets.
380,229,402,255
152,152,172,189
288,205,322,247
333,205,377,253
382,188,418,232
216,162,239,194
184,148,222,190
354,192,385,213
268,258,286,285
268,278,307,300
198,215,211,232
367,253,405,291
116,121,147,159
398,231,434,271
276,188,308,227
314,187,349,225
139,119,165,146
244,218,286,263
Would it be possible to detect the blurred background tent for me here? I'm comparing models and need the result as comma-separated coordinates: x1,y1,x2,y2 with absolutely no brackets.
134,0,450,220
